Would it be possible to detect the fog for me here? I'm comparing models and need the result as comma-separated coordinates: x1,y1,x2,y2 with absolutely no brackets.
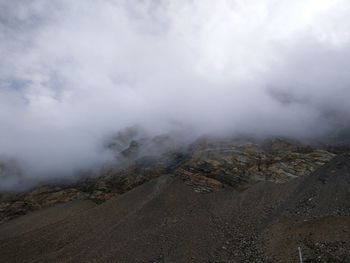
1,0,350,189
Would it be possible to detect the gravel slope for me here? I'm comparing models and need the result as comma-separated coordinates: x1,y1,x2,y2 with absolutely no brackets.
0,155,349,263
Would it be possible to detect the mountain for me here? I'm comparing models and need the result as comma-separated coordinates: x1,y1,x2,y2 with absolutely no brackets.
0,137,349,262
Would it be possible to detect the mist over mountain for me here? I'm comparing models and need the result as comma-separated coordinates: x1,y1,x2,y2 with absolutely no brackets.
1,0,350,187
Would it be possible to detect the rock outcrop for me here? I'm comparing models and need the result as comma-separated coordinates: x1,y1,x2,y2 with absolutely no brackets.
176,137,335,190
0,136,338,225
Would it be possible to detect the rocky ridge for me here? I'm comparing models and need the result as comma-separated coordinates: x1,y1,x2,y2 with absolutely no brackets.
0,136,337,224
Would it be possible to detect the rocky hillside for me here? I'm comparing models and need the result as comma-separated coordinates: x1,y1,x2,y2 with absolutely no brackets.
0,137,336,224
0,136,349,262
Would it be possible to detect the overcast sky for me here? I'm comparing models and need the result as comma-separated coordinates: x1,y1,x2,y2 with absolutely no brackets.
0,0,350,187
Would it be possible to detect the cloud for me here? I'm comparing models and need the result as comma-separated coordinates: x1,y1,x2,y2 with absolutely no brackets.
0,0,350,188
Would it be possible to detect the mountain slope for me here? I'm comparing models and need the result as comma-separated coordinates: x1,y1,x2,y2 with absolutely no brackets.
0,154,349,262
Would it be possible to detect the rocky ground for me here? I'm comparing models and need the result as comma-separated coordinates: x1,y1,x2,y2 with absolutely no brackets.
0,136,349,262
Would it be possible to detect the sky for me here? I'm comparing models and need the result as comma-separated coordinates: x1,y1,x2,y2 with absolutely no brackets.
0,0,350,189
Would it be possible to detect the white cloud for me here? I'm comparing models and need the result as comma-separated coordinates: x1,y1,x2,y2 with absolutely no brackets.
0,0,349,187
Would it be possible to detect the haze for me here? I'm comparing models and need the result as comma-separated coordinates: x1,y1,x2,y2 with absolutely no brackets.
1,0,350,189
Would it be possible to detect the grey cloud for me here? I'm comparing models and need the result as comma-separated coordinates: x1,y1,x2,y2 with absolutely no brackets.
0,0,350,189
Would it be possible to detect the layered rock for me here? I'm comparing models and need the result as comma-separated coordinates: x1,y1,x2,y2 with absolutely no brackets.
176,137,335,190
0,136,338,224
